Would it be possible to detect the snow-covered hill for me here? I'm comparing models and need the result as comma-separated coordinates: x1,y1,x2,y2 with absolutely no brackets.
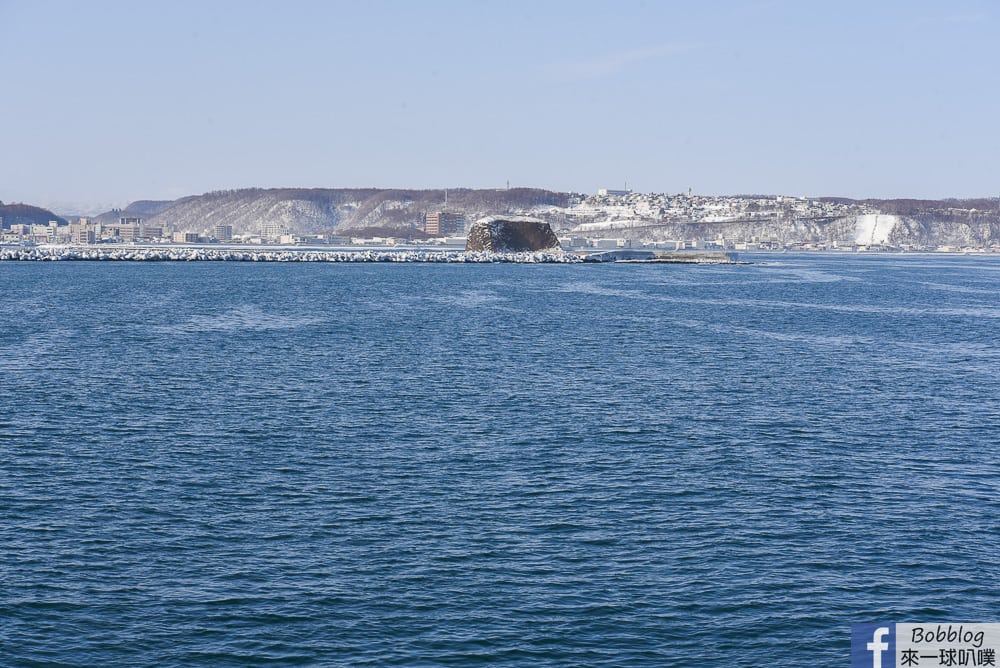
84,188,1000,248
103,188,573,238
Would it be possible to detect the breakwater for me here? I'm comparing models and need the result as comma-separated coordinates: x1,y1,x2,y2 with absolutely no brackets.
0,245,582,263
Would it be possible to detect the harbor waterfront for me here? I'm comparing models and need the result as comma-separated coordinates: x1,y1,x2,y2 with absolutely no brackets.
0,244,737,264
2,254,998,666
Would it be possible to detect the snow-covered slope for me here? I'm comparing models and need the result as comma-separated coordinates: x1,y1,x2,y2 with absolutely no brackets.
114,187,573,237
853,214,899,245
84,188,1000,248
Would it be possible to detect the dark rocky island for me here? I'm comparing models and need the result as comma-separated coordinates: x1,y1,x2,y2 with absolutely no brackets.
465,216,563,253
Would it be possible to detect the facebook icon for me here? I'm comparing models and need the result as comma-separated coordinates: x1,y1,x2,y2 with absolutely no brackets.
852,624,896,668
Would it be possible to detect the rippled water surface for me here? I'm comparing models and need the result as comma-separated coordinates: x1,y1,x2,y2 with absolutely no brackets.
2,255,998,666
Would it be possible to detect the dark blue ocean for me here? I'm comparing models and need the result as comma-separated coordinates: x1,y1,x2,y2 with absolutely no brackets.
2,254,998,667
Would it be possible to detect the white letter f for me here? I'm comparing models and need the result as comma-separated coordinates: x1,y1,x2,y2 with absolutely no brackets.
867,627,890,668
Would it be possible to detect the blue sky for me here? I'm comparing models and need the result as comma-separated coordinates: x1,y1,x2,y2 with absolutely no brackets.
2,0,998,211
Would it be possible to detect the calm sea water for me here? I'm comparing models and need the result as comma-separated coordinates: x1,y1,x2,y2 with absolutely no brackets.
2,254,998,667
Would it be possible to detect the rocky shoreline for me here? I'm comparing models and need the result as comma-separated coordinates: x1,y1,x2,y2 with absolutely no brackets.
0,245,582,263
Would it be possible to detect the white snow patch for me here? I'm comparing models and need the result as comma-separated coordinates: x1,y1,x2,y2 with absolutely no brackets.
853,214,899,245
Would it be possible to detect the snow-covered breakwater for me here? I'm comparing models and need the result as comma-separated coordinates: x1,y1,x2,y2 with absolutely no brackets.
0,246,582,263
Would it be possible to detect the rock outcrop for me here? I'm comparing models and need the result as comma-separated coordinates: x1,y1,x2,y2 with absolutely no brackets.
465,216,562,253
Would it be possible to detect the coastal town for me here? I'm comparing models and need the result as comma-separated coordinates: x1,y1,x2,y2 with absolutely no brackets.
2,190,998,254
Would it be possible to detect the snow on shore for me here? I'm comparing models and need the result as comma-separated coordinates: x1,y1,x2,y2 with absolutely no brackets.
0,245,581,263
